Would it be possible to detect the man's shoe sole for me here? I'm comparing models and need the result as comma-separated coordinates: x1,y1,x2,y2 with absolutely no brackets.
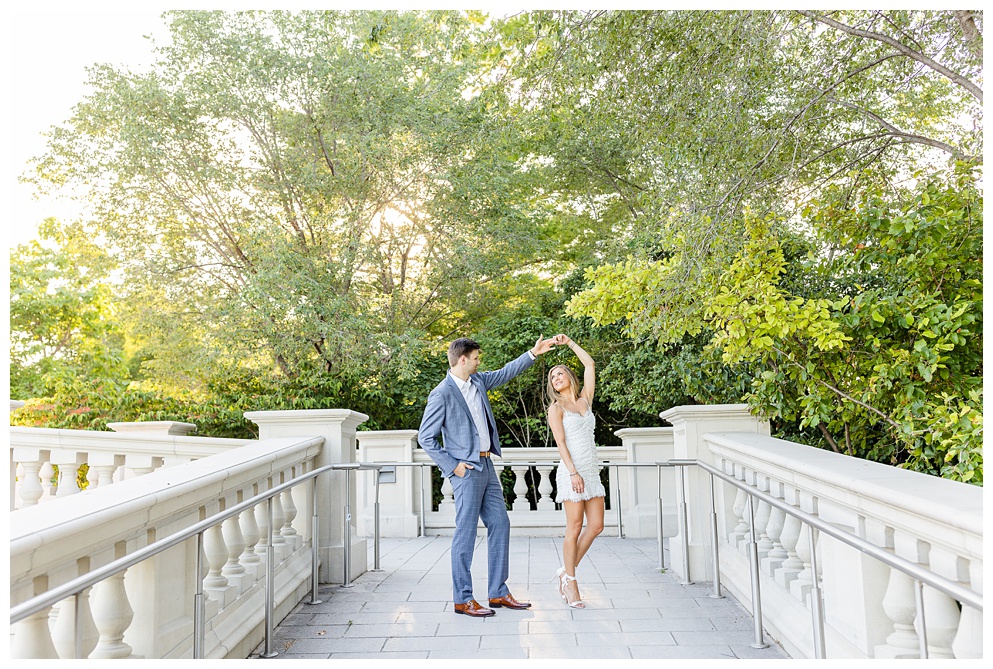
455,609,494,617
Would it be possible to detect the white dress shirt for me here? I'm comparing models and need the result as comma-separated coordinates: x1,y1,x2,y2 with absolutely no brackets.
448,351,535,454
448,371,491,452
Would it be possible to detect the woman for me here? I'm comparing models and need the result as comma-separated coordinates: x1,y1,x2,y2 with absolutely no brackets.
547,334,604,608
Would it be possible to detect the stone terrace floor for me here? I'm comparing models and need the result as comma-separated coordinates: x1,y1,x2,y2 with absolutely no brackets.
251,535,790,660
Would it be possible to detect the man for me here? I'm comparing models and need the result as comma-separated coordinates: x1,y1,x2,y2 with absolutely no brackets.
418,335,556,617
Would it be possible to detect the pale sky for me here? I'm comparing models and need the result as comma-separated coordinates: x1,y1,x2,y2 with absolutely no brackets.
2,7,171,249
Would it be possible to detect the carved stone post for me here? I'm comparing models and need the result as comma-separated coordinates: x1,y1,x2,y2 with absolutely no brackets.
245,409,369,584
659,405,770,584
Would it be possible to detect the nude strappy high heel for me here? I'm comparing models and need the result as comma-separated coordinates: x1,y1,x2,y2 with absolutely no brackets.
560,572,586,609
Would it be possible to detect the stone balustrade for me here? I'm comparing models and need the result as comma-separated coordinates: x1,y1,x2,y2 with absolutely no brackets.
657,405,983,660
9,409,370,659
10,404,982,659
355,427,678,539
9,423,252,510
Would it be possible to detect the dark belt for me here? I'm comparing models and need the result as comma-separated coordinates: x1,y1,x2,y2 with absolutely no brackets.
479,451,491,458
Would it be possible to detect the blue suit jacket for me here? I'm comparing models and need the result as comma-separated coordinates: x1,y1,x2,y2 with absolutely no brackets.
418,351,535,477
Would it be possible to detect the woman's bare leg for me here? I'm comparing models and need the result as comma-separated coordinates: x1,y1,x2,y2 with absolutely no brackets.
562,500,586,575
574,496,605,566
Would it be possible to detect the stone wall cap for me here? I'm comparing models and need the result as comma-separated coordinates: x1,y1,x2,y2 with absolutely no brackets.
244,409,370,424
659,404,754,422
107,421,197,435
615,427,674,438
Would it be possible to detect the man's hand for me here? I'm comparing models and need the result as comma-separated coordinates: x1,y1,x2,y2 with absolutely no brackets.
453,462,475,478
530,335,556,357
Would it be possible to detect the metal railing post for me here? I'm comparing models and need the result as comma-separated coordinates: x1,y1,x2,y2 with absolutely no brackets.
678,465,691,584
194,532,206,659
341,468,354,588
419,464,427,536
808,525,826,658
260,497,277,658
708,473,723,599
746,494,768,649
656,463,665,570
614,464,623,538
307,476,322,605
73,592,83,659
914,580,929,659
372,468,382,572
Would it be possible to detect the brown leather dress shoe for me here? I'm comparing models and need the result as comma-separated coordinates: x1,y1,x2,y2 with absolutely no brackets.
488,594,532,610
454,599,495,617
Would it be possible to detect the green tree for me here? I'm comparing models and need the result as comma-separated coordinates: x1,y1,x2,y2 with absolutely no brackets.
9,219,129,409
569,166,982,482
29,10,558,405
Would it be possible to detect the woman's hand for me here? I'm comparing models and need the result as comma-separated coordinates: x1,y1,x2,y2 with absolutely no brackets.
571,472,585,494
554,334,573,347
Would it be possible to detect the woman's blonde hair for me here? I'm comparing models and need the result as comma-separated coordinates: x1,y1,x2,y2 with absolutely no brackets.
546,364,581,412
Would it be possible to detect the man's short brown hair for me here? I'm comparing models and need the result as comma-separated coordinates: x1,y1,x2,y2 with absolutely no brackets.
447,337,480,367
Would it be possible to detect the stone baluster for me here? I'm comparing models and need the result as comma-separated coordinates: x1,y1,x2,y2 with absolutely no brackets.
535,465,555,510
775,512,803,589
439,476,455,512
51,590,98,658
17,459,45,508
55,463,82,497
754,494,774,559
124,454,163,478
203,523,231,597
511,466,530,511
221,515,248,593
271,493,287,560
280,488,299,547
761,481,787,575
10,606,59,658
254,503,270,560
727,485,750,549
239,506,262,574
874,567,921,658
951,605,983,659
790,522,815,603
40,462,57,500
89,571,134,659
86,453,124,490
917,584,961,659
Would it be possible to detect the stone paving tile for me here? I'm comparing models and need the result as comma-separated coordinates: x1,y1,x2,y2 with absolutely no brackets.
340,622,440,638
730,643,791,658
263,537,791,660
383,634,483,652
630,644,738,659
478,632,577,649
360,600,447,613
529,645,633,659
621,617,718,633
528,619,622,635
311,611,399,626
576,631,678,647
329,651,430,659
273,624,350,640
280,636,384,654
429,648,529,659
673,629,769,646
573,607,663,620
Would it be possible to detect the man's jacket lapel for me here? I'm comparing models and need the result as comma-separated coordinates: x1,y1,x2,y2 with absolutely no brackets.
445,374,475,423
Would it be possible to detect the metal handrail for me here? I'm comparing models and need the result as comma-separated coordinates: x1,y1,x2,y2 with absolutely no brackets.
10,461,382,659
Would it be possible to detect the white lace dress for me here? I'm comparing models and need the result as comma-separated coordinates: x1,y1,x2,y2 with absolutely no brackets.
554,402,605,503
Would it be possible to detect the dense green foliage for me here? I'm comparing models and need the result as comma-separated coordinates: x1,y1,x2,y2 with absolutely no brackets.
11,10,982,484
